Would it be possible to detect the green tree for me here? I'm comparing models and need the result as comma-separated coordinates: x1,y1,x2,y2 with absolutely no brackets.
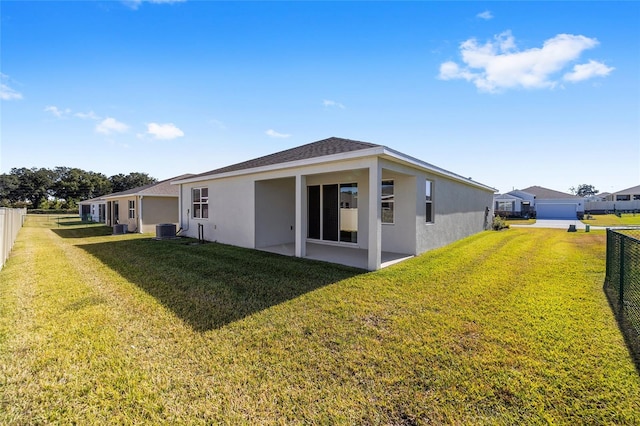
11,167,55,208
0,173,20,206
569,184,599,197
109,172,157,193
52,167,112,204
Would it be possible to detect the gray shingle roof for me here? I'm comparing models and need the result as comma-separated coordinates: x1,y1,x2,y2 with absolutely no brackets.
612,185,640,195
105,174,194,199
188,137,380,179
518,185,581,199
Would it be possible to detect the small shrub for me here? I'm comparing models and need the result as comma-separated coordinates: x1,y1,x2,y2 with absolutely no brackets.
492,215,509,231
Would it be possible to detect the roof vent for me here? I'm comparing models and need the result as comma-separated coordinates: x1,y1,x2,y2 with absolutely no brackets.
156,223,177,239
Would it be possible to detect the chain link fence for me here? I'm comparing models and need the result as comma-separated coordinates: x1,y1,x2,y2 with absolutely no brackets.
605,228,640,337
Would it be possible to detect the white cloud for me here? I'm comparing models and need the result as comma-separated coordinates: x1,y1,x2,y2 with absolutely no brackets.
323,99,346,109
0,74,23,101
96,117,129,135
74,110,100,120
438,31,612,93
123,0,186,9
477,10,493,20
265,129,291,138
146,122,184,140
563,59,614,82
209,119,226,129
1,84,23,101
44,105,71,118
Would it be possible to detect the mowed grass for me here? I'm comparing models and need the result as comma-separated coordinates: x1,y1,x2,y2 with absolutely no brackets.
1,218,639,424
583,213,640,227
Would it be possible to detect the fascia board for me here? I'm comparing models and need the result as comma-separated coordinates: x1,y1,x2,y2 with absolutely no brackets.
171,146,386,185
380,147,497,193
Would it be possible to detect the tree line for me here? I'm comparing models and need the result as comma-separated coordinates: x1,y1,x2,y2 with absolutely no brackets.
0,167,157,209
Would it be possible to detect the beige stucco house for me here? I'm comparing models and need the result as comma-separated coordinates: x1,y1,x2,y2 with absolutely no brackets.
104,174,192,234
78,196,106,223
172,137,495,271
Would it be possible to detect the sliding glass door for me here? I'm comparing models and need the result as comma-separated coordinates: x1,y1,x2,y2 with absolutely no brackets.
307,183,358,244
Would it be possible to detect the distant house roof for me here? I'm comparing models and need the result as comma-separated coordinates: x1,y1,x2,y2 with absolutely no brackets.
103,174,194,199
78,196,106,205
494,193,523,200
173,137,496,192
612,185,640,195
516,186,581,199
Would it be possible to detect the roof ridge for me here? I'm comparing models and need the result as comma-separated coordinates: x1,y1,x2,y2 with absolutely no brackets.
188,137,381,179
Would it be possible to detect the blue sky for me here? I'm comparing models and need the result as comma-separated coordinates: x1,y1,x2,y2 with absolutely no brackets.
1,1,638,195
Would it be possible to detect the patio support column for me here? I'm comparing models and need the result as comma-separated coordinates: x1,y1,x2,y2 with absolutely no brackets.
368,159,382,271
295,174,307,258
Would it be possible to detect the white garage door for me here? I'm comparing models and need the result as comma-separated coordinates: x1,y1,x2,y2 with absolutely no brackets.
536,203,577,219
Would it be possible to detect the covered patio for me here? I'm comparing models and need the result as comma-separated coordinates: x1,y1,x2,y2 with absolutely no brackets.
259,242,413,270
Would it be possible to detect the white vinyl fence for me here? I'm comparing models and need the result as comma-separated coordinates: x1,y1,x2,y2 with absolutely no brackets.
0,208,27,271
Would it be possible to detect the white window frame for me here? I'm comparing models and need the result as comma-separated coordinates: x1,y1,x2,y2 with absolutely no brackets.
381,180,395,224
192,187,209,219
426,180,434,223
128,200,135,219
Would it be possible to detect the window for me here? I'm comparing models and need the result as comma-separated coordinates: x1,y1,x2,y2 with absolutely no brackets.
192,187,209,219
496,201,514,212
381,180,394,224
307,183,358,243
340,183,358,243
425,180,434,223
128,200,135,219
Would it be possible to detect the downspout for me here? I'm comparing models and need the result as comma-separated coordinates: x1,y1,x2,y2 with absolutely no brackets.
138,195,143,233
177,183,189,235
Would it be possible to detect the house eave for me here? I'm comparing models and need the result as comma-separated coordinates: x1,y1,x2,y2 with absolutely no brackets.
171,146,386,185
172,145,496,193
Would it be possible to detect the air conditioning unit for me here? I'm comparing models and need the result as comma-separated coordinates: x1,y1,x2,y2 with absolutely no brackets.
156,223,176,239
113,224,127,235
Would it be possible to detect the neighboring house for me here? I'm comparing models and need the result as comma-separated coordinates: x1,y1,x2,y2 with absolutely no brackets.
494,185,584,219
493,192,534,218
586,186,640,213
172,137,496,271
78,196,106,223
104,174,193,233
606,185,640,202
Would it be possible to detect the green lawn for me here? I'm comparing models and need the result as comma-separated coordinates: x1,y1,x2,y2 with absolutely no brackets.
583,213,640,227
1,218,639,424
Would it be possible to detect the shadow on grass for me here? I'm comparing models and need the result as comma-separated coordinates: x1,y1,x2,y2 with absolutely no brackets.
52,225,114,239
604,285,640,376
77,238,364,332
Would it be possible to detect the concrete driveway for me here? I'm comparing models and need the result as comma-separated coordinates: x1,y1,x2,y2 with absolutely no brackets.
511,219,606,230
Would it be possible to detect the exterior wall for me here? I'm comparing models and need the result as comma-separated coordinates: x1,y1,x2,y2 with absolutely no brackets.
255,178,295,248
106,196,178,233
176,155,494,268
179,177,255,248
140,196,179,233
380,168,418,255
417,174,493,254
493,196,523,214
79,202,104,222
178,158,374,250
111,196,138,232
